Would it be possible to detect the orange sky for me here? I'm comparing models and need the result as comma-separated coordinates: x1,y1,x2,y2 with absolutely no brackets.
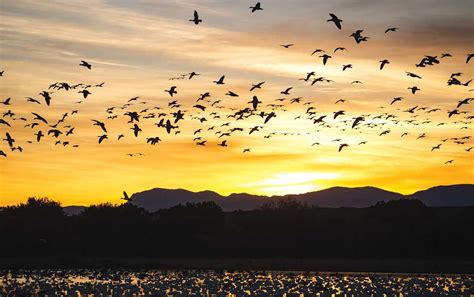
0,0,473,206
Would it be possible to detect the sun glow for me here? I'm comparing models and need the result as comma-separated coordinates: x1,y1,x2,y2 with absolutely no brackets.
245,172,339,195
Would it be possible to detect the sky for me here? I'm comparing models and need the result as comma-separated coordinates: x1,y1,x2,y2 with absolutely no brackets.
0,0,473,206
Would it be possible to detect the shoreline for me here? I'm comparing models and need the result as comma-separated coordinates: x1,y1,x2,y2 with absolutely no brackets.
0,257,472,274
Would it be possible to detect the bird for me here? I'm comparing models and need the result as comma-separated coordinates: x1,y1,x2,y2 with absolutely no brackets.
214,75,225,85
327,13,343,29
218,140,228,147
39,91,51,106
92,120,107,133
165,86,177,97
408,86,420,94
466,53,474,64
338,143,349,152
0,150,6,157
78,89,91,98
31,112,48,124
131,124,142,137
320,54,332,65
121,191,132,202
226,91,239,97
311,49,325,55
79,60,92,69
250,82,265,91
3,132,14,147
249,96,262,110
334,47,346,53
280,44,294,48
457,98,472,108
264,112,276,124
281,87,292,95
342,64,352,71
0,119,10,127
390,97,403,105
189,10,202,25
1,97,11,105
406,72,422,79
98,134,108,144
26,97,41,104
431,144,442,151
243,148,251,153
352,117,364,128
384,27,398,33
445,160,454,164
333,110,345,119
250,2,263,13
34,131,44,142
379,59,390,70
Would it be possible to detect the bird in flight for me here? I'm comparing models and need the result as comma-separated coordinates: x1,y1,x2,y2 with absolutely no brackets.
327,13,343,29
214,75,225,85
280,44,294,48
189,10,202,25
1,97,11,105
385,27,398,33
320,54,332,65
250,2,263,13
79,60,92,69
249,96,262,110
379,59,390,70
121,191,132,202
165,86,177,97
92,120,107,133
338,143,349,152
250,81,265,91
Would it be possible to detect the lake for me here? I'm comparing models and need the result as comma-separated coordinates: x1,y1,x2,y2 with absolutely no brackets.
1,270,472,296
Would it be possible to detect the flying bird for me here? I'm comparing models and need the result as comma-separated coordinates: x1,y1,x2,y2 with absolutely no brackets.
384,27,398,33
189,10,202,25
250,2,263,13
79,60,92,69
379,59,390,70
327,13,343,29
214,75,225,85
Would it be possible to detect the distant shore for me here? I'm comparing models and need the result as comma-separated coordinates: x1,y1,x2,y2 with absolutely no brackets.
1,257,472,274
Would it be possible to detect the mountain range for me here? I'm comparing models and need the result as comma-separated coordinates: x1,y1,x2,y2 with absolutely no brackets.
64,184,474,214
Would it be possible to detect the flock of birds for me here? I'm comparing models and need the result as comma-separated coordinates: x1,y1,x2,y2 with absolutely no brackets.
1,270,472,296
0,7,473,167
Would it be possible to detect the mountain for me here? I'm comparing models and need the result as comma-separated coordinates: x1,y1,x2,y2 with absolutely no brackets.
62,184,474,214
410,184,474,207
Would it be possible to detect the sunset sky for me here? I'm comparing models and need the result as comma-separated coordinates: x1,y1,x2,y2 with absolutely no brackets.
0,0,473,206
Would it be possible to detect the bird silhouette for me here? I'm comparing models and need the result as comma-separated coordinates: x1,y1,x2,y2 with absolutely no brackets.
121,191,132,202
250,82,265,91
165,86,177,97
214,75,225,85
92,120,107,133
250,2,263,13
189,10,202,25
384,27,398,33
379,59,390,70
1,97,11,105
79,60,92,69
327,13,343,29
320,54,332,65
338,143,349,152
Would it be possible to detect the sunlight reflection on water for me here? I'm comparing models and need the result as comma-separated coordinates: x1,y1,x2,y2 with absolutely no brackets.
1,270,472,296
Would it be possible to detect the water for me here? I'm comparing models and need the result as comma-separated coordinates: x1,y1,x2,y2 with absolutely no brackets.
0,270,472,296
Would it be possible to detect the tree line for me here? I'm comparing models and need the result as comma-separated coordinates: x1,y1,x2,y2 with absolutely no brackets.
0,197,472,260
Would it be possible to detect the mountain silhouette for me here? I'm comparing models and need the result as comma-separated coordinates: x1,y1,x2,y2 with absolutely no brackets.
63,184,473,214
410,184,474,207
